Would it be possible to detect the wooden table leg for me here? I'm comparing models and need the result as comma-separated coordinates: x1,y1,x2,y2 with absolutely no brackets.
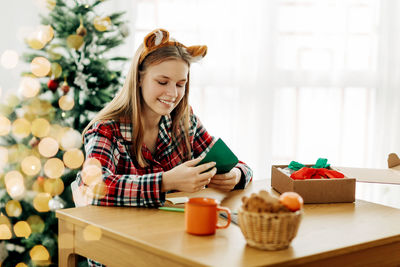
58,220,78,267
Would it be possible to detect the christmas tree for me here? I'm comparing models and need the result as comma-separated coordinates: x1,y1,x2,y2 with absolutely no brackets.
0,0,128,265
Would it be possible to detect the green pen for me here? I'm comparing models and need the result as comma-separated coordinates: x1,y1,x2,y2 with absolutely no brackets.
158,207,185,212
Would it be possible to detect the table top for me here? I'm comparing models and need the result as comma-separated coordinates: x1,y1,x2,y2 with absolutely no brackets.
56,180,400,267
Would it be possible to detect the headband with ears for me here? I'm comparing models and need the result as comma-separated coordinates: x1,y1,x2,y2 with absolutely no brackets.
138,28,208,64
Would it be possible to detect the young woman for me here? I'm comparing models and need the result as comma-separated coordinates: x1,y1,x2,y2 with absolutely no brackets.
75,29,253,208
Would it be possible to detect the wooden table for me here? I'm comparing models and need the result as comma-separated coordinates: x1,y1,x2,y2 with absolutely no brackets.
56,180,400,266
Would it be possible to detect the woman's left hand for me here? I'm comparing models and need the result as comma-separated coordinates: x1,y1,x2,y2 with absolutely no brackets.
208,167,242,192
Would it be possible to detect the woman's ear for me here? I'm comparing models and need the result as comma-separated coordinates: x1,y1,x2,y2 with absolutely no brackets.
186,45,207,58
144,29,169,49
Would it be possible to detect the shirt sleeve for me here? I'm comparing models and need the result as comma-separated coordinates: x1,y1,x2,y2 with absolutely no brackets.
233,161,253,189
75,121,165,207
190,110,253,189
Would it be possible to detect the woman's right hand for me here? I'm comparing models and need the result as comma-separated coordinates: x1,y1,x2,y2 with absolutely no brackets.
162,157,217,193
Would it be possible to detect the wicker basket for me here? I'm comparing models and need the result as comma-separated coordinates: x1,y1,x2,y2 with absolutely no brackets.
238,208,302,250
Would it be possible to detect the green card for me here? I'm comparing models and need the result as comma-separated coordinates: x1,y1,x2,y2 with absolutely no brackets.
198,138,239,174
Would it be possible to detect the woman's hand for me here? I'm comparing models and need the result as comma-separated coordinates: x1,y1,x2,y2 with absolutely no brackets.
162,157,216,193
207,167,241,192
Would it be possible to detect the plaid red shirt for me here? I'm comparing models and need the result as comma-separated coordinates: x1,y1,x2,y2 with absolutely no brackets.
75,109,252,208
75,109,252,266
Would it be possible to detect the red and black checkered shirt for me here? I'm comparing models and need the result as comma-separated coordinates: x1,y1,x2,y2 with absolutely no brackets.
75,109,253,207
75,109,252,267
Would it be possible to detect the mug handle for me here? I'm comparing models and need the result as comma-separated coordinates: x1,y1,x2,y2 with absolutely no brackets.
216,207,231,229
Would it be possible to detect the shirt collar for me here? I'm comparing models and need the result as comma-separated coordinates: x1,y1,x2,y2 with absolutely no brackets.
119,115,172,143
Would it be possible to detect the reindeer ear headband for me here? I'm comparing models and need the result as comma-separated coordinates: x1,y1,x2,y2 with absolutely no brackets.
139,28,207,65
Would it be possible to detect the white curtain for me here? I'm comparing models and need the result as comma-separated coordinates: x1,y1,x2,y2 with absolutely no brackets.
373,0,400,167
2,0,400,180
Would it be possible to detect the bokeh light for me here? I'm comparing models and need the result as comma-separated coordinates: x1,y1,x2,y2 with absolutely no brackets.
80,180,107,203
5,170,25,199
83,158,102,169
1,49,19,69
0,214,12,239
48,124,65,143
83,225,102,241
82,158,104,195
21,155,42,176
31,57,51,77
60,128,82,150
0,224,12,240
0,214,11,226
19,76,41,98
63,148,84,169
44,178,64,196
44,157,65,178
27,215,45,233
58,95,75,111
0,115,11,136
29,245,50,261
33,193,51,212
31,118,50,137
27,31,46,50
32,176,45,193
16,263,28,267
5,200,22,217
37,25,54,44
94,16,111,32
81,164,102,186
91,181,108,200
66,35,84,50
26,24,54,51
12,118,31,138
14,221,32,238
38,137,59,158
50,62,62,78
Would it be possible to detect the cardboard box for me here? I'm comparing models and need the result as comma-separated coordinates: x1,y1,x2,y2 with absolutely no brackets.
333,153,400,184
271,165,356,204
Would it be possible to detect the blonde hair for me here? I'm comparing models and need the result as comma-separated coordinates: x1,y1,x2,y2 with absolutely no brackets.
83,43,195,167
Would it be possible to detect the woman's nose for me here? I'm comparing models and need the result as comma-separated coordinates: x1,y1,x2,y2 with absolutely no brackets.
166,84,178,97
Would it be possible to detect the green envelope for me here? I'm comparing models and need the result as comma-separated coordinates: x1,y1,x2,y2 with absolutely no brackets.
198,138,239,174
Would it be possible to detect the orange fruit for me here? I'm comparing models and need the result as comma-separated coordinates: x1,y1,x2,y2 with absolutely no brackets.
279,192,303,212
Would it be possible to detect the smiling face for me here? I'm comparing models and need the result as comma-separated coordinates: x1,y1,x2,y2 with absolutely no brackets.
140,59,189,120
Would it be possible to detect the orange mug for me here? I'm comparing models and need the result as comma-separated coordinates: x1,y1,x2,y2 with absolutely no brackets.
185,197,231,235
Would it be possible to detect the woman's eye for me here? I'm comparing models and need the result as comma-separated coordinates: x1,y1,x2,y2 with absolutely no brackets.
158,81,167,85
177,84,185,88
